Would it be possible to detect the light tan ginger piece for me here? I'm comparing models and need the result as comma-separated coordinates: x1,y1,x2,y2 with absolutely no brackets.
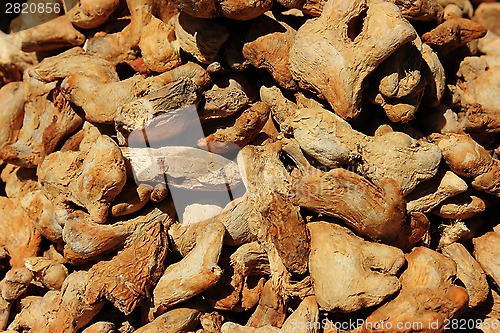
136,304,203,333
174,13,229,64
431,194,486,219
261,86,442,195
170,0,272,20
221,296,320,332
422,17,487,55
0,164,39,200
62,211,130,264
153,221,225,314
66,0,121,29
115,78,201,145
442,242,489,308
200,311,225,333
24,257,68,291
81,321,115,333
288,154,426,249
242,14,298,91
198,102,270,153
473,2,500,35
38,135,126,223
121,146,241,191
308,222,405,312
473,231,500,289
0,82,25,149
204,242,270,311
110,183,152,217
433,134,500,197
0,197,41,268
246,279,287,328
274,0,326,16
0,267,33,330
238,143,310,275
361,247,469,333
85,200,175,315
289,0,416,120
0,30,36,86
0,77,84,168
452,56,500,139
8,271,104,333
406,170,468,213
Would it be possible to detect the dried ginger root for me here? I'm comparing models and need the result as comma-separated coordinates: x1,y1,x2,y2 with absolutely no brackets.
0,0,498,331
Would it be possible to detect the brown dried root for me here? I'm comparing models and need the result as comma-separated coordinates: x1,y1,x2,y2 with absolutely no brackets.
308,222,405,312
204,242,270,311
8,271,104,333
238,143,310,275
442,242,489,308
135,304,203,333
289,0,416,120
0,32,37,86
174,13,229,64
439,217,483,248
110,183,152,217
170,0,272,20
85,200,175,315
433,134,500,197
362,247,469,333
67,0,121,29
38,135,127,223
431,193,486,219
153,221,225,314
388,0,444,21
406,170,468,213
247,279,287,328
198,102,270,153
242,14,298,91
0,267,33,330
422,17,487,55
24,257,68,291
0,82,25,149
81,322,115,333
0,78,84,168
473,231,500,289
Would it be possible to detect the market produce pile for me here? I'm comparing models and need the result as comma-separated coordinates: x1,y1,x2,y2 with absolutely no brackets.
0,0,499,332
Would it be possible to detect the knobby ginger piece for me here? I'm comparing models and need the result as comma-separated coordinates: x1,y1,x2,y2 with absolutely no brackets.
182,203,222,225
289,0,416,120
308,222,404,312
362,247,469,333
434,134,500,197
8,271,104,333
0,82,25,149
24,257,68,291
442,242,489,308
171,0,272,20
198,102,270,153
431,194,486,219
67,0,120,29
0,31,37,86
388,0,443,21
439,217,482,249
85,200,175,315
153,221,225,313
174,13,229,64
238,143,310,275
110,183,152,217
242,14,298,90
422,17,487,55
81,322,115,333
473,231,500,289
406,170,468,213
0,197,41,268
39,135,127,223
246,279,287,328
135,305,202,333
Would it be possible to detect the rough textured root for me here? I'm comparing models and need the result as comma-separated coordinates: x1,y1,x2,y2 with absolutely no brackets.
170,0,272,19
308,222,404,313
85,200,175,315
243,14,298,91
362,247,469,333
238,143,310,275
473,231,500,290
153,221,225,314
135,304,203,333
442,242,489,309
433,133,500,197
289,0,416,120
246,279,287,328
422,17,487,55
198,102,270,153
110,183,152,217
431,193,486,219
24,257,68,291
388,0,444,21
67,0,121,29
0,82,26,149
